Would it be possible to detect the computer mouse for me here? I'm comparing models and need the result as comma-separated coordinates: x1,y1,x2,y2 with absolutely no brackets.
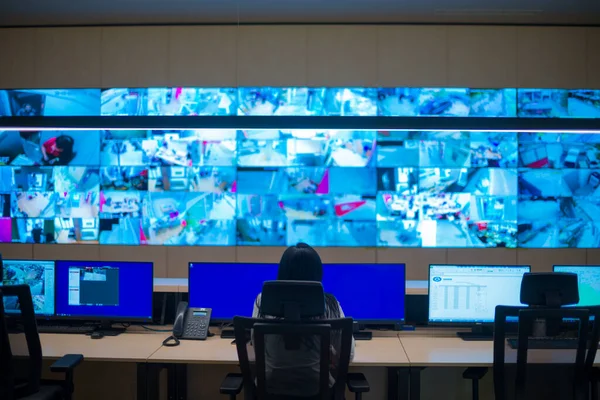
91,331,104,339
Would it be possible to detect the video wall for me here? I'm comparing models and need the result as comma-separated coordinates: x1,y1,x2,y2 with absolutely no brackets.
0,86,599,248
0,128,599,248
1,87,600,118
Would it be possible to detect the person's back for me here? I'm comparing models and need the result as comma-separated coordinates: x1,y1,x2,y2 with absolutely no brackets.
251,243,355,396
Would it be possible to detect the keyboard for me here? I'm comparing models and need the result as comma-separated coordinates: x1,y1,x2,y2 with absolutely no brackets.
37,325,96,334
507,337,590,350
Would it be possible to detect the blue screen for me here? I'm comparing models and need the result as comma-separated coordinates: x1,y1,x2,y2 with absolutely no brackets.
55,260,153,321
0,89,100,117
188,262,405,322
554,265,600,307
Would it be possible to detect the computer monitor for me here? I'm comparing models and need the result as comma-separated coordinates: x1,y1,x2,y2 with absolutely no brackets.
55,260,153,323
188,262,406,324
428,264,530,337
553,266,600,307
1,259,55,317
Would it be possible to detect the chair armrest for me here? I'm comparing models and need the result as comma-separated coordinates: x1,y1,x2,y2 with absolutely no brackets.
347,373,370,393
220,373,243,395
50,354,84,373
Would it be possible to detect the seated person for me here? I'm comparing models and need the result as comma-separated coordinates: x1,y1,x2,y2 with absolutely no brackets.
252,242,355,396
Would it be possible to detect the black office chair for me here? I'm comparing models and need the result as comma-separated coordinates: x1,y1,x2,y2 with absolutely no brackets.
0,285,84,400
493,273,600,400
220,280,369,400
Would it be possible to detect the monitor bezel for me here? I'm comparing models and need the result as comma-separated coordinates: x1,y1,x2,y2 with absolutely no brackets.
427,263,531,326
2,258,56,319
187,261,406,324
53,259,154,323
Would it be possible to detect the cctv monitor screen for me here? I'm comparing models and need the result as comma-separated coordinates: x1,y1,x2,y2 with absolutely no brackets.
189,262,406,322
553,265,600,307
428,264,530,324
1,259,55,317
55,260,153,322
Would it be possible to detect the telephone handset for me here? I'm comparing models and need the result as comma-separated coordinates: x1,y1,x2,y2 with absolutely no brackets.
163,302,212,347
174,301,212,340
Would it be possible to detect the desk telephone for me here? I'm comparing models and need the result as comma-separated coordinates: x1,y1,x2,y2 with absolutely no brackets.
163,302,212,346
174,301,212,340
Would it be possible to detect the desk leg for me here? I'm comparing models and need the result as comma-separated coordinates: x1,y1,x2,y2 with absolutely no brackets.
388,367,410,400
176,364,187,400
387,367,399,400
137,363,148,400
409,367,424,400
166,363,188,400
137,363,160,400
397,368,410,400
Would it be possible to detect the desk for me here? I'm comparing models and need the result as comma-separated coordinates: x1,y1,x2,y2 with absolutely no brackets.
399,335,597,400
10,332,167,400
150,336,410,400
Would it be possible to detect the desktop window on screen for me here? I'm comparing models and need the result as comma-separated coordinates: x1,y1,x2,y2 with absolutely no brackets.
554,266,600,307
428,265,530,323
55,260,153,321
1,259,55,316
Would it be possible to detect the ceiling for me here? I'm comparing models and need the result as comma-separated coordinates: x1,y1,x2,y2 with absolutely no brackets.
0,0,599,27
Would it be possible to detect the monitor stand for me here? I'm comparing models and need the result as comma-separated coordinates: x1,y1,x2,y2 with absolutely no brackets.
94,321,127,337
352,321,372,341
221,329,235,339
457,325,494,341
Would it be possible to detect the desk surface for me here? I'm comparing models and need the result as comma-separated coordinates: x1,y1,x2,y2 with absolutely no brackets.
400,336,590,367
10,332,167,363
149,336,409,367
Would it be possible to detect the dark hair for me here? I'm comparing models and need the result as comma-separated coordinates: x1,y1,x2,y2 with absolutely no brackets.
258,243,341,319
277,242,323,282
54,135,76,165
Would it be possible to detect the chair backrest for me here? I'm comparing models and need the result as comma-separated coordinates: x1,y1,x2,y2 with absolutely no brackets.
260,280,325,321
0,287,16,400
494,305,600,400
0,285,43,398
233,281,353,400
520,272,579,307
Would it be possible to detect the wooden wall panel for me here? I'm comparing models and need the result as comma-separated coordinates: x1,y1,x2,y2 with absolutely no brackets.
34,28,102,88
516,249,587,272
517,27,587,88
169,26,237,86
0,243,33,259
237,26,308,86
586,28,600,89
377,248,446,280
101,26,169,87
32,244,101,260
166,246,236,278
0,28,36,88
99,245,168,278
307,26,378,86
447,26,517,88
236,246,286,263
378,26,448,87
446,249,518,266
317,247,377,264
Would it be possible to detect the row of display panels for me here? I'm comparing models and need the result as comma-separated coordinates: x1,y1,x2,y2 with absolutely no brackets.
2,87,600,118
0,129,599,248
